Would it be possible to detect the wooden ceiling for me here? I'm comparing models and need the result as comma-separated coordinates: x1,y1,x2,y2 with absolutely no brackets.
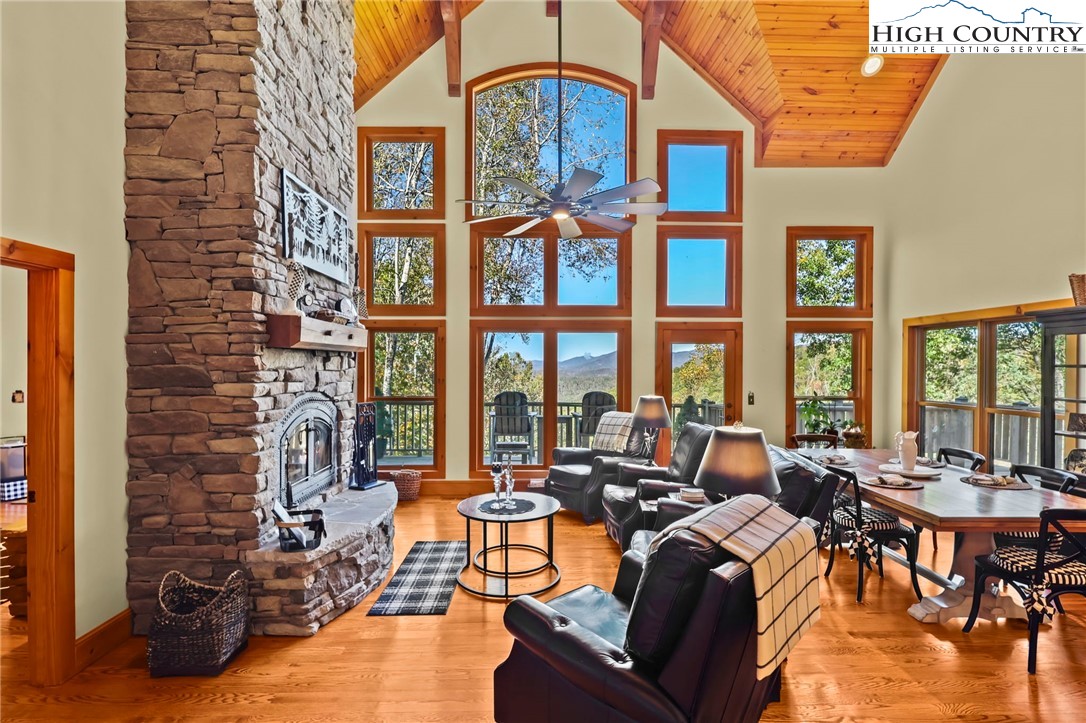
354,0,945,167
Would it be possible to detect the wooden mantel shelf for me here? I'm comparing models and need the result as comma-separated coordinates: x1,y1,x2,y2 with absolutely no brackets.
266,314,367,352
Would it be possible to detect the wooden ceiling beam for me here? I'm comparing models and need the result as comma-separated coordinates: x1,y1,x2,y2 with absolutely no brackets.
641,0,666,99
439,0,462,97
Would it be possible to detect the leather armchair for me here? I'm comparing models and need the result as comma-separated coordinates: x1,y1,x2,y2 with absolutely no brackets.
546,424,653,524
494,505,784,723
601,422,714,550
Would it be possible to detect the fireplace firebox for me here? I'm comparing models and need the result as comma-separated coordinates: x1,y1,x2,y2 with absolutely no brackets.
279,393,339,508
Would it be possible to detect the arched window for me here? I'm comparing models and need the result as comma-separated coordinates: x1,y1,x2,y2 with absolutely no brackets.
466,63,635,219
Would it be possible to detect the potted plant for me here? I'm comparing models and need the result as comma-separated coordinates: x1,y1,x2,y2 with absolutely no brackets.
797,394,835,437
839,420,867,449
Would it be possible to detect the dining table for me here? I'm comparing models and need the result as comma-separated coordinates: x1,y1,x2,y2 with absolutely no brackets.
798,447,1086,624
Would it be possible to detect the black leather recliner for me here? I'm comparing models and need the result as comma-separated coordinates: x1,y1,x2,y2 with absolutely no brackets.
545,417,653,524
601,422,714,550
494,503,787,723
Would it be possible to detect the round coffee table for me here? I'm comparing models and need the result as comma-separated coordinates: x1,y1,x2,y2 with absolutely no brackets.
456,491,561,599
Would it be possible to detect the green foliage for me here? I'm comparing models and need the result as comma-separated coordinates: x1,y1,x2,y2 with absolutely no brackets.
923,322,1049,408
483,237,545,305
373,332,435,398
675,395,704,428
672,344,726,405
994,322,1043,407
371,235,433,306
793,333,853,397
371,141,434,210
924,326,978,402
482,341,543,404
795,238,856,307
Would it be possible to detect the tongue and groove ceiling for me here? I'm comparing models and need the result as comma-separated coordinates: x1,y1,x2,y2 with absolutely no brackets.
353,0,946,167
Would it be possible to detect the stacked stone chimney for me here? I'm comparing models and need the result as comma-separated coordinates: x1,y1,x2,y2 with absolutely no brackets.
123,0,368,634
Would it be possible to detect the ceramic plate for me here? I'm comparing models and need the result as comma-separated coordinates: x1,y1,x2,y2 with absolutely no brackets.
878,463,941,478
812,456,857,468
861,478,924,490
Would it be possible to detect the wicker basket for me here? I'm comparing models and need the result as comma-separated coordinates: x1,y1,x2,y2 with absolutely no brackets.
147,570,250,678
391,469,423,501
1070,274,1086,306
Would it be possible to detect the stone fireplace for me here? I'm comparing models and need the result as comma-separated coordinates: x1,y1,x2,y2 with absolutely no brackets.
123,0,394,636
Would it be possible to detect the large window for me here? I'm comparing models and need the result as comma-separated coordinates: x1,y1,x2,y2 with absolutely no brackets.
656,226,742,317
361,321,446,478
906,303,1068,474
786,321,872,442
358,127,445,220
657,130,742,223
469,321,630,475
467,64,634,220
359,224,445,316
786,227,873,318
470,222,629,316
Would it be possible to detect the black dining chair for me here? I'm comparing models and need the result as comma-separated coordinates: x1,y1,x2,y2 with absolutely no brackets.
993,465,1081,553
963,508,1086,674
789,433,839,450
917,447,987,551
824,466,923,603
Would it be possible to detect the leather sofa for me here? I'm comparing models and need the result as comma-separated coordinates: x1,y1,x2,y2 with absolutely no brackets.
601,422,714,550
545,424,654,524
494,503,784,723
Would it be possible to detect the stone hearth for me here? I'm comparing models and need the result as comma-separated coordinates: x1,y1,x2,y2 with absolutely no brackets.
123,0,391,635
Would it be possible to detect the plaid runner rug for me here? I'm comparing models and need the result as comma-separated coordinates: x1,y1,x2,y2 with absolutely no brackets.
367,540,465,616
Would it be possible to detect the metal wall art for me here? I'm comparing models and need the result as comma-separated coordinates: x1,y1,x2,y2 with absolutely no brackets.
281,169,352,284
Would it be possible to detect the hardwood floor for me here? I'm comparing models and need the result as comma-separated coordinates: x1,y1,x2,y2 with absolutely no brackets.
2,496,1085,721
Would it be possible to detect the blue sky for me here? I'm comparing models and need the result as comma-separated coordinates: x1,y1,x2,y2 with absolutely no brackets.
666,238,727,305
668,145,728,212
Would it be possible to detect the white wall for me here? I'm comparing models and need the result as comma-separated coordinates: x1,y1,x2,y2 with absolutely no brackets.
1,266,28,437
1,0,128,636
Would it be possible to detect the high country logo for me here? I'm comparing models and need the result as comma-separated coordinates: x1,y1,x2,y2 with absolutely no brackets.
869,0,1086,53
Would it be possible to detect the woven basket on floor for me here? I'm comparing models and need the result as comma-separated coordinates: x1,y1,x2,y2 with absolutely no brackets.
147,570,250,678
391,469,422,501
1070,274,1086,306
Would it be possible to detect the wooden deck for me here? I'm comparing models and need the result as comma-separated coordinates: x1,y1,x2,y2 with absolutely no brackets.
2,495,1084,721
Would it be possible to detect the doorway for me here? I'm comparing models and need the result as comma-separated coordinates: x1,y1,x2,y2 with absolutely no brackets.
655,322,743,454
1,238,76,686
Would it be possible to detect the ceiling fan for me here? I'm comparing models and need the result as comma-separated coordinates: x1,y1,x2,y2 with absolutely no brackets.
458,3,666,239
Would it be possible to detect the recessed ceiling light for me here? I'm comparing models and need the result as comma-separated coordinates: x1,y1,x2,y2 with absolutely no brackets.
861,54,884,77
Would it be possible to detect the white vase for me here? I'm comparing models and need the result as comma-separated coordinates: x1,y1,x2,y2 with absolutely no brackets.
895,431,919,471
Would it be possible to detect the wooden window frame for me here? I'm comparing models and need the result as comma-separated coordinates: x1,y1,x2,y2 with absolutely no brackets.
657,129,743,223
785,320,873,443
359,223,446,316
786,226,873,318
902,300,1073,467
655,225,742,317
467,319,631,478
464,63,637,222
655,321,743,458
358,126,446,220
360,319,447,479
469,220,632,317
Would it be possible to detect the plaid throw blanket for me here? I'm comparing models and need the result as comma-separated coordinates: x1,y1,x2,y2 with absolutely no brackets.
688,495,821,680
591,411,634,454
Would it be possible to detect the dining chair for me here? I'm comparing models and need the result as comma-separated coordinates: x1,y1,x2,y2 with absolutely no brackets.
489,391,537,464
918,447,986,551
823,467,923,603
575,391,617,447
994,465,1081,553
963,508,1086,674
788,433,839,450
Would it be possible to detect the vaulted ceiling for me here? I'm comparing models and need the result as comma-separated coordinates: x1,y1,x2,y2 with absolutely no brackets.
353,0,946,167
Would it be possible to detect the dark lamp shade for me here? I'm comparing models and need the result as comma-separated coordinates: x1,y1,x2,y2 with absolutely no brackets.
693,426,780,498
632,395,672,430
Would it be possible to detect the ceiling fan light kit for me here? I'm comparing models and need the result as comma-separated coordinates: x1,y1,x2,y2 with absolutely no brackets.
458,1,666,238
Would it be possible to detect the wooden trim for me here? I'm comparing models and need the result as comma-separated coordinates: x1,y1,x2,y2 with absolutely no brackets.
358,127,446,220
640,0,666,100
902,299,1073,330
657,129,743,223
74,609,131,672
1,237,77,686
468,319,632,478
464,63,637,222
438,0,462,97
654,321,744,457
785,320,873,444
359,223,447,316
655,225,742,318
359,320,446,479
468,221,631,317
883,55,949,166
266,315,367,352
785,226,874,319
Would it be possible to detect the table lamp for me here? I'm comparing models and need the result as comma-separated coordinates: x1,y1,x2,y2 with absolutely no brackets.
632,395,672,461
693,424,781,499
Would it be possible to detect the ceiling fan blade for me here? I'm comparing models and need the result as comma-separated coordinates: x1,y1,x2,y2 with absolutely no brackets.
457,198,533,206
583,213,635,233
466,213,532,224
598,202,668,215
580,178,662,206
559,168,603,200
504,217,546,236
496,176,553,202
557,216,583,239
